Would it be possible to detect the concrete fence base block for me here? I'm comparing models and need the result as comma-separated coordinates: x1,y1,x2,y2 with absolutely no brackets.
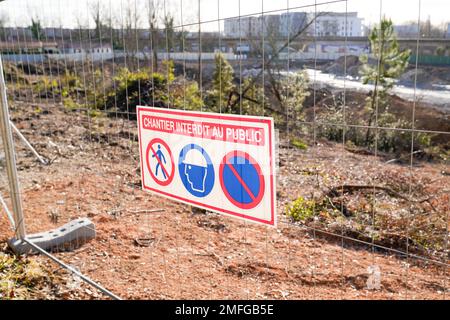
8,218,96,255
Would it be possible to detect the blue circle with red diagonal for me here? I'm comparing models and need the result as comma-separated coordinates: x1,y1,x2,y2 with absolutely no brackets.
219,151,265,210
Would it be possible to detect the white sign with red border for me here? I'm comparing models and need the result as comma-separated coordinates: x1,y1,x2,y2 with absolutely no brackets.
137,106,277,227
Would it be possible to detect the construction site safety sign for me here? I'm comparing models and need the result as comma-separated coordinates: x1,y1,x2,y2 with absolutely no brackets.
137,106,276,226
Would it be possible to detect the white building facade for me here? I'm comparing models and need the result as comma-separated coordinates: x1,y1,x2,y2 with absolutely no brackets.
279,12,308,37
224,12,308,38
224,17,260,38
312,12,363,37
224,11,363,38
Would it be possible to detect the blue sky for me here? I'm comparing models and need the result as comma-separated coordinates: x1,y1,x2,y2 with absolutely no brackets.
0,0,448,30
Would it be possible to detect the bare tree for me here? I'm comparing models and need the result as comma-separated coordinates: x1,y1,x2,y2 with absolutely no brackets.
74,11,88,41
0,12,8,40
228,12,326,112
106,3,121,49
147,0,162,71
197,0,201,85
392,19,448,38
164,14,175,52
111,0,142,70
321,20,339,36
265,17,281,58
90,0,109,41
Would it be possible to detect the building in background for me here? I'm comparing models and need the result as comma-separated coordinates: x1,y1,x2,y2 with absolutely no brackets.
224,12,307,38
0,41,58,54
447,23,450,38
312,12,363,37
279,12,308,37
394,24,419,38
225,12,363,38
224,16,260,38
262,15,281,37
61,42,113,55
362,25,371,37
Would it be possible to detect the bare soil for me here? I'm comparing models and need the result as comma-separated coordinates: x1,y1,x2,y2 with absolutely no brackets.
0,102,448,300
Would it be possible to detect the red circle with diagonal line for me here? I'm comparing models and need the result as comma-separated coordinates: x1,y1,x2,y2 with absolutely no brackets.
219,151,265,210
146,138,175,186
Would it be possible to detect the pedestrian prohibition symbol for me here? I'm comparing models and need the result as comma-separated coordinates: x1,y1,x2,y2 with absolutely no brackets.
138,106,277,227
146,138,175,186
220,151,265,210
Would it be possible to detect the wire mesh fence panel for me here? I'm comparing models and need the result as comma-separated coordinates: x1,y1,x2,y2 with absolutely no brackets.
0,0,448,300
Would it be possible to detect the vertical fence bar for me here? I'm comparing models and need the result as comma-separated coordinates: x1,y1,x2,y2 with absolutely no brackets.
0,54,26,239
0,191,15,229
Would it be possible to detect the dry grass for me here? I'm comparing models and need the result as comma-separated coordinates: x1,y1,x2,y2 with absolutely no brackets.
0,251,52,299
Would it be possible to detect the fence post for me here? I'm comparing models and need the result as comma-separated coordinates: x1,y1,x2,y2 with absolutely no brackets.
0,54,26,239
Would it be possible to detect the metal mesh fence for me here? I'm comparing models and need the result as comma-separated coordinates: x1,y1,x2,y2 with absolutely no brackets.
0,0,448,300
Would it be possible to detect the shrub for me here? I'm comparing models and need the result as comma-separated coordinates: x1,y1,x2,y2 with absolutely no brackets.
173,81,203,111
435,47,446,56
0,253,48,299
103,61,205,118
32,71,82,103
317,107,432,156
286,196,317,222
103,67,168,118
291,137,308,150
63,97,81,111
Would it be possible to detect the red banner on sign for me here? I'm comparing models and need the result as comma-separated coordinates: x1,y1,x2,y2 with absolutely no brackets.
142,115,265,146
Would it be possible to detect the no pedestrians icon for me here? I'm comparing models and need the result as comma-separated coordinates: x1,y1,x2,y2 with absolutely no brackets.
146,138,175,187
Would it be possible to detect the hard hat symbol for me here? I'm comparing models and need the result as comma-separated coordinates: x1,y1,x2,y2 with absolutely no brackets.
183,149,208,193
179,144,214,198
182,149,208,168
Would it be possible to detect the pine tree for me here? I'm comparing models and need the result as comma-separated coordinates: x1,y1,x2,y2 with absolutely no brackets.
360,18,411,145
207,53,235,113
207,53,267,115
30,18,44,41
281,70,310,125
164,15,175,52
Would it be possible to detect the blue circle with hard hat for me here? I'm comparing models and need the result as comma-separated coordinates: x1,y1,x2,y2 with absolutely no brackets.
178,144,215,198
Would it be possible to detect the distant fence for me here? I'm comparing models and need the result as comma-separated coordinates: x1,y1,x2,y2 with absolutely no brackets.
155,52,245,61
1,51,245,64
410,54,450,66
279,51,366,61
279,52,446,65
1,53,111,63
1,53,46,64
4,51,392,64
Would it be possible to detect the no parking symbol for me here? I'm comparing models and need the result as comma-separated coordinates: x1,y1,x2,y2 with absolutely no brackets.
138,107,276,227
220,151,265,210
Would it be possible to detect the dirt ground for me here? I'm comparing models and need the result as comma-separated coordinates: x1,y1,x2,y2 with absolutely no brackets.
0,102,448,300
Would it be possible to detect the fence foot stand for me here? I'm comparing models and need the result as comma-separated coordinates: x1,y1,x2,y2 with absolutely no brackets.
8,218,96,255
